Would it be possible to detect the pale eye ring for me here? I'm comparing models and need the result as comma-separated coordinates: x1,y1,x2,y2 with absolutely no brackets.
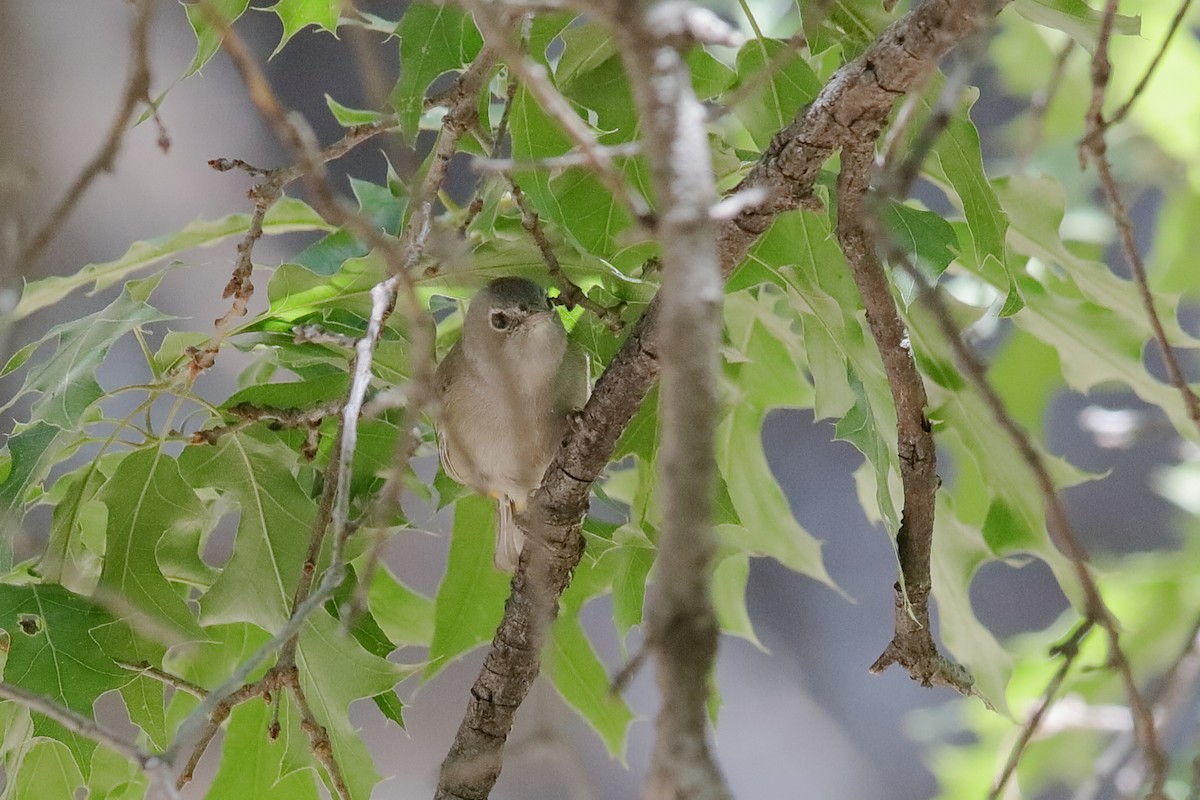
490,310,510,331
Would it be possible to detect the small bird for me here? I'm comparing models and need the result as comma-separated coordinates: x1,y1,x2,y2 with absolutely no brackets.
434,277,589,570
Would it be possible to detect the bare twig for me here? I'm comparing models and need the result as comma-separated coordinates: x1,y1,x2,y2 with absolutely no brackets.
1078,0,1200,436
473,143,643,175
16,0,158,271
1106,0,1193,129
990,621,1095,799
0,680,159,769
117,660,208,698
508,181,626,332
897,251,1170,798
838,145,972,693
1072,615,1200,800
288,670,351,800
186,114,401,376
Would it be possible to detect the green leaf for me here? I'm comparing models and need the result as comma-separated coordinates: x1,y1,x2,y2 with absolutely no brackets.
883,203,959,285
392,3,483,137
0,585,131,772
9,740,83,800
924,89,1022,315
270,0,344,54
1012,0,1140,51
425,494,510,679
730,38,822,149
365,563,434,647
8,277,171,429
929,498,1013,712
86,745,149,800
712,553,762,648
297,610,414,800
178,431,314,630
223,372,349,411
507,86,634,259
555,21,616,86
14,197,331,321
0,423,61,567
206,702,320,800
545,614,634,758
718,293,833,584
41,461,109,590
325,94,389,127
97,448,206,641
686,46,737,101
293,178,407,276
183,0,250,79
608,541,654,635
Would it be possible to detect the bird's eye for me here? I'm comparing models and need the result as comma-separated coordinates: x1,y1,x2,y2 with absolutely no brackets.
490,310,510,331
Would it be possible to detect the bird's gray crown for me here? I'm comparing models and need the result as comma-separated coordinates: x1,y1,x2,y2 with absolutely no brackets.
480,277,551,311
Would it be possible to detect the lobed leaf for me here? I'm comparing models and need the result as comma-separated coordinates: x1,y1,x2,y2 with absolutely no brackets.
425,494,510,679
14,197,331,321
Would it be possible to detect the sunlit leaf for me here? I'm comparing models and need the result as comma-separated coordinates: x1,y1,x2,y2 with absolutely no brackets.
1012,0,1140,51
7,277,171,429
14,198,331,321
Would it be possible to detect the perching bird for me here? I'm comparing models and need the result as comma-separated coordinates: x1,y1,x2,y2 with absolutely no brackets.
434,277,589,570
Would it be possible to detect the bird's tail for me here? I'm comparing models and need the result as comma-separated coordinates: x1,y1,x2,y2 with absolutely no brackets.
495,496,525,572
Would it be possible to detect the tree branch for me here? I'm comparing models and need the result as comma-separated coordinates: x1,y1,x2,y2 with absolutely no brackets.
837,144,971,692
434,1,1007,797
607,3,735,797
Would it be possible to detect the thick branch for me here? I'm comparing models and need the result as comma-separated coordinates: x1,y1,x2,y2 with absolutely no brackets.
435,2,1007,797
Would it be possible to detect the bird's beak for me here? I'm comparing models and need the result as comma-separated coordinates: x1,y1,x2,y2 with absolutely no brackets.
527,309,555,324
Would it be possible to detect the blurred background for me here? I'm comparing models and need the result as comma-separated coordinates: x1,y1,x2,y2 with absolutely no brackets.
0,1,1186,798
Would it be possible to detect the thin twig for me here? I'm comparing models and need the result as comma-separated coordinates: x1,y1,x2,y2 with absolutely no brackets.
1072,615,1200,800
990,621,1095,800
287,671,351,800
186,113,401,376
17,0,158,270
117,660,208,698
469,2,655,226
0,681,158,769
1106,0,1194,129
605,4,737,800
508,181,626,331
1078,6,1200,436
896,249,1170,798
472,143,643,174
